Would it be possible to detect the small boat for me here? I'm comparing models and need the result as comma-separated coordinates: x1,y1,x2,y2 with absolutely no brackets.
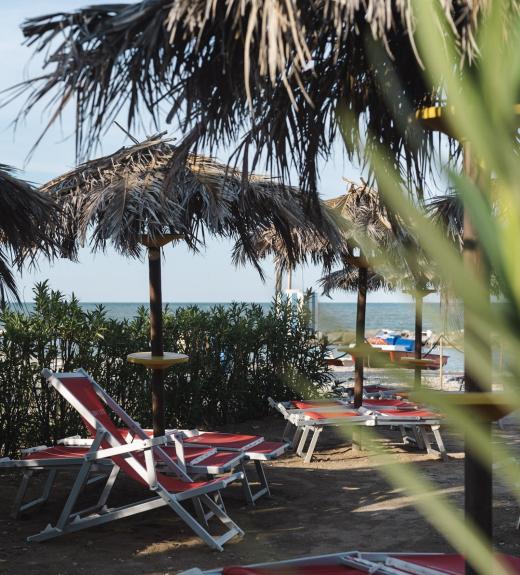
364,329,448,370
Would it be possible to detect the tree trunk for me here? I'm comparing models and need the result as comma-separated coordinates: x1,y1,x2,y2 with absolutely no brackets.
148,246,165,437
463,143,492,575
354,267,368,408
414,289,423,388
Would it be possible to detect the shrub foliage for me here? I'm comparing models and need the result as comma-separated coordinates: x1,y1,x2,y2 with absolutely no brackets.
0,282,329,456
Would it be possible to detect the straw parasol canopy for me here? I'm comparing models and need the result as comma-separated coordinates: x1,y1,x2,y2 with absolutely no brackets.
40,132,340,435
427,192,464,250
319,267,394,296
40,133,336,264
11,1,497,197
0,164,61,304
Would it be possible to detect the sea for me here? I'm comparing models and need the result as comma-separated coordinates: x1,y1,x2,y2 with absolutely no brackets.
11,301,465,373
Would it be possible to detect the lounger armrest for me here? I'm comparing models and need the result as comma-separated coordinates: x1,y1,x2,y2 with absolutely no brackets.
85,436,171,461
20,445,49,455
58,437,94,446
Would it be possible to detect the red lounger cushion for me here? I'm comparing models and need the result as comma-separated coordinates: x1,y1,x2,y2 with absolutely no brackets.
246,441,286,455
375,409,440,418
362,399,415,408
292,400,342,409
184,433,261,450
23,446,89,460
222,554,520,575
305,411,358,420
184,450,242,469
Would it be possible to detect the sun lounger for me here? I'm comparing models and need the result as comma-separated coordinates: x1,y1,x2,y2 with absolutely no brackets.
1,369,244,549
178,550,520,574
59,426,289,506
178,430,289,504
268,398,370,462
269,397,446,462
358,406,447,460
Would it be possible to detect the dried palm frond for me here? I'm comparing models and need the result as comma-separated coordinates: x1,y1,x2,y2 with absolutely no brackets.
39,133,342,269
9,1,513,197
319,267,393,296
0,165,62,303
427,192,464,249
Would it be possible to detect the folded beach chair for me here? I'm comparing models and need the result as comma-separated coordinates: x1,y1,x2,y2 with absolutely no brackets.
0,369,244,549
178,550,520,574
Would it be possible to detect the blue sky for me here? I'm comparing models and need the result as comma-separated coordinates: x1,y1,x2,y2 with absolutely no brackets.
1,1,416,303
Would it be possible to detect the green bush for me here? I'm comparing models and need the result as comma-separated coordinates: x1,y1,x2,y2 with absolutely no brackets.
0,282,330,456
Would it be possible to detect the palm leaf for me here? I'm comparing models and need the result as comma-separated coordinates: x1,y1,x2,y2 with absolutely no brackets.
7,1,508,196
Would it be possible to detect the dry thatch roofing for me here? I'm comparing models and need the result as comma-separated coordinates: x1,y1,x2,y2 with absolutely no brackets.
9,0,505,197
319,267,393,296
427,192,464,249
0,165,61,303
39,133,342,269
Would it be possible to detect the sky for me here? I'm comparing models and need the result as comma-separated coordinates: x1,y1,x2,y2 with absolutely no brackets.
0,1,419,304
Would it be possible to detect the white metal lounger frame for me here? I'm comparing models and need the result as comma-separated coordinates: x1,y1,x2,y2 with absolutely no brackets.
179,429,289,505
269,398,447,463
360,408,447,461
178,550,452,575
54,373,288,507
268,398,370,463
14,369,245,550
0,447,112,520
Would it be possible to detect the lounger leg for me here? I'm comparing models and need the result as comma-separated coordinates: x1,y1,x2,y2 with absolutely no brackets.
296,427,310,457
431,425,448,462
75,465,120,517
239,462,255,506
303,427,322,464
418,426,434,455
11,471,33,519
96,465,120,509
254,460,271,498
55,459,94,531
282,421,293,442
291,426,303,450
164,493,243,552
412,426,425,450
192,497,209,526
11,469,58,519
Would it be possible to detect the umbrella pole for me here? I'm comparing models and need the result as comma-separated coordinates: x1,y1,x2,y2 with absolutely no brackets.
148,245,165,437
354,266,368,408
463,143,492,575
414,288,423,388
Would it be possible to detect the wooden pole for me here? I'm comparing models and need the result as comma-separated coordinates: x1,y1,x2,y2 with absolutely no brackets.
463,143,492,575
414,288,423,388
148,246,165,437
354,266,368,408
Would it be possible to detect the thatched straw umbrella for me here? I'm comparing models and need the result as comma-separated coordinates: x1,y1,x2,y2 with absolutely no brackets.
241,180,403,405
40,133,340,436
0,165,61,304
10,1,489,197
251,179,434,402
323,183,410,403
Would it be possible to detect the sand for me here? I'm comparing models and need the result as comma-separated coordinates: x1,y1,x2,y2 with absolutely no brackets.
1,408,520,575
